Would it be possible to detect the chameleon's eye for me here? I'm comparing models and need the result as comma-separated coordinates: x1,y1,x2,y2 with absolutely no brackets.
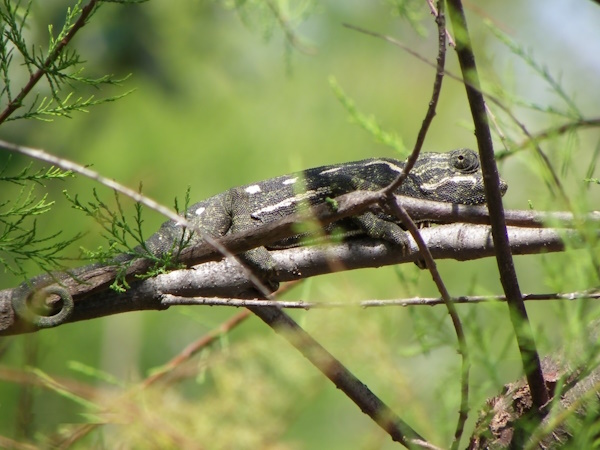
452,149,479,173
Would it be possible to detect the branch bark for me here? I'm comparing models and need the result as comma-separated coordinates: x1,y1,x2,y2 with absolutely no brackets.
0,224,579,335
447,0,549,411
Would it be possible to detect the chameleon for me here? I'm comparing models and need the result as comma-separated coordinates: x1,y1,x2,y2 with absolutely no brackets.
11,148,507,329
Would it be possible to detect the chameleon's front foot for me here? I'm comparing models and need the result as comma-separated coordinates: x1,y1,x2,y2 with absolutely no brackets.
238,247,280,294
12,281,74,329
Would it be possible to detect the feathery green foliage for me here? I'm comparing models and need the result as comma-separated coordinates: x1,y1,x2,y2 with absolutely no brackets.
0,0,134,124
0,0,138,277
65,187,193,291
0,161,79,275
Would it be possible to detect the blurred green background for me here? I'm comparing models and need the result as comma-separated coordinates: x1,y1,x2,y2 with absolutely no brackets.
1,1,600,448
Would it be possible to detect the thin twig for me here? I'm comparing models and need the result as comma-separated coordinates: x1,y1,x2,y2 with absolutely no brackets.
390,202,471,449
425,0,455,47
447,0,549,414
161,290,600,309
427,4,469,446
499,117,600,158
0,0,98,125
369,2,471,445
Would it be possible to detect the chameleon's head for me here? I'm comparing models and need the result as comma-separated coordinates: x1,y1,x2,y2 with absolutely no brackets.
406,148,508,205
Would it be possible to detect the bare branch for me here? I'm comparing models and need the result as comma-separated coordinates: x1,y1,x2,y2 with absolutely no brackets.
0,224,580,335
161,290,600,309
0,0,99,125
447,0,549,411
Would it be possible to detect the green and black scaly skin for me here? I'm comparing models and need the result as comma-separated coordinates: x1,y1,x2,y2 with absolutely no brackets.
12,148,508,328
145,148,506,278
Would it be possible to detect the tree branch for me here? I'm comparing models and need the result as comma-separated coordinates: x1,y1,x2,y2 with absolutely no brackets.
162,289,600,309
447,0,549,412
247,305,427,448
0,224,581,335
0,0,99,125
